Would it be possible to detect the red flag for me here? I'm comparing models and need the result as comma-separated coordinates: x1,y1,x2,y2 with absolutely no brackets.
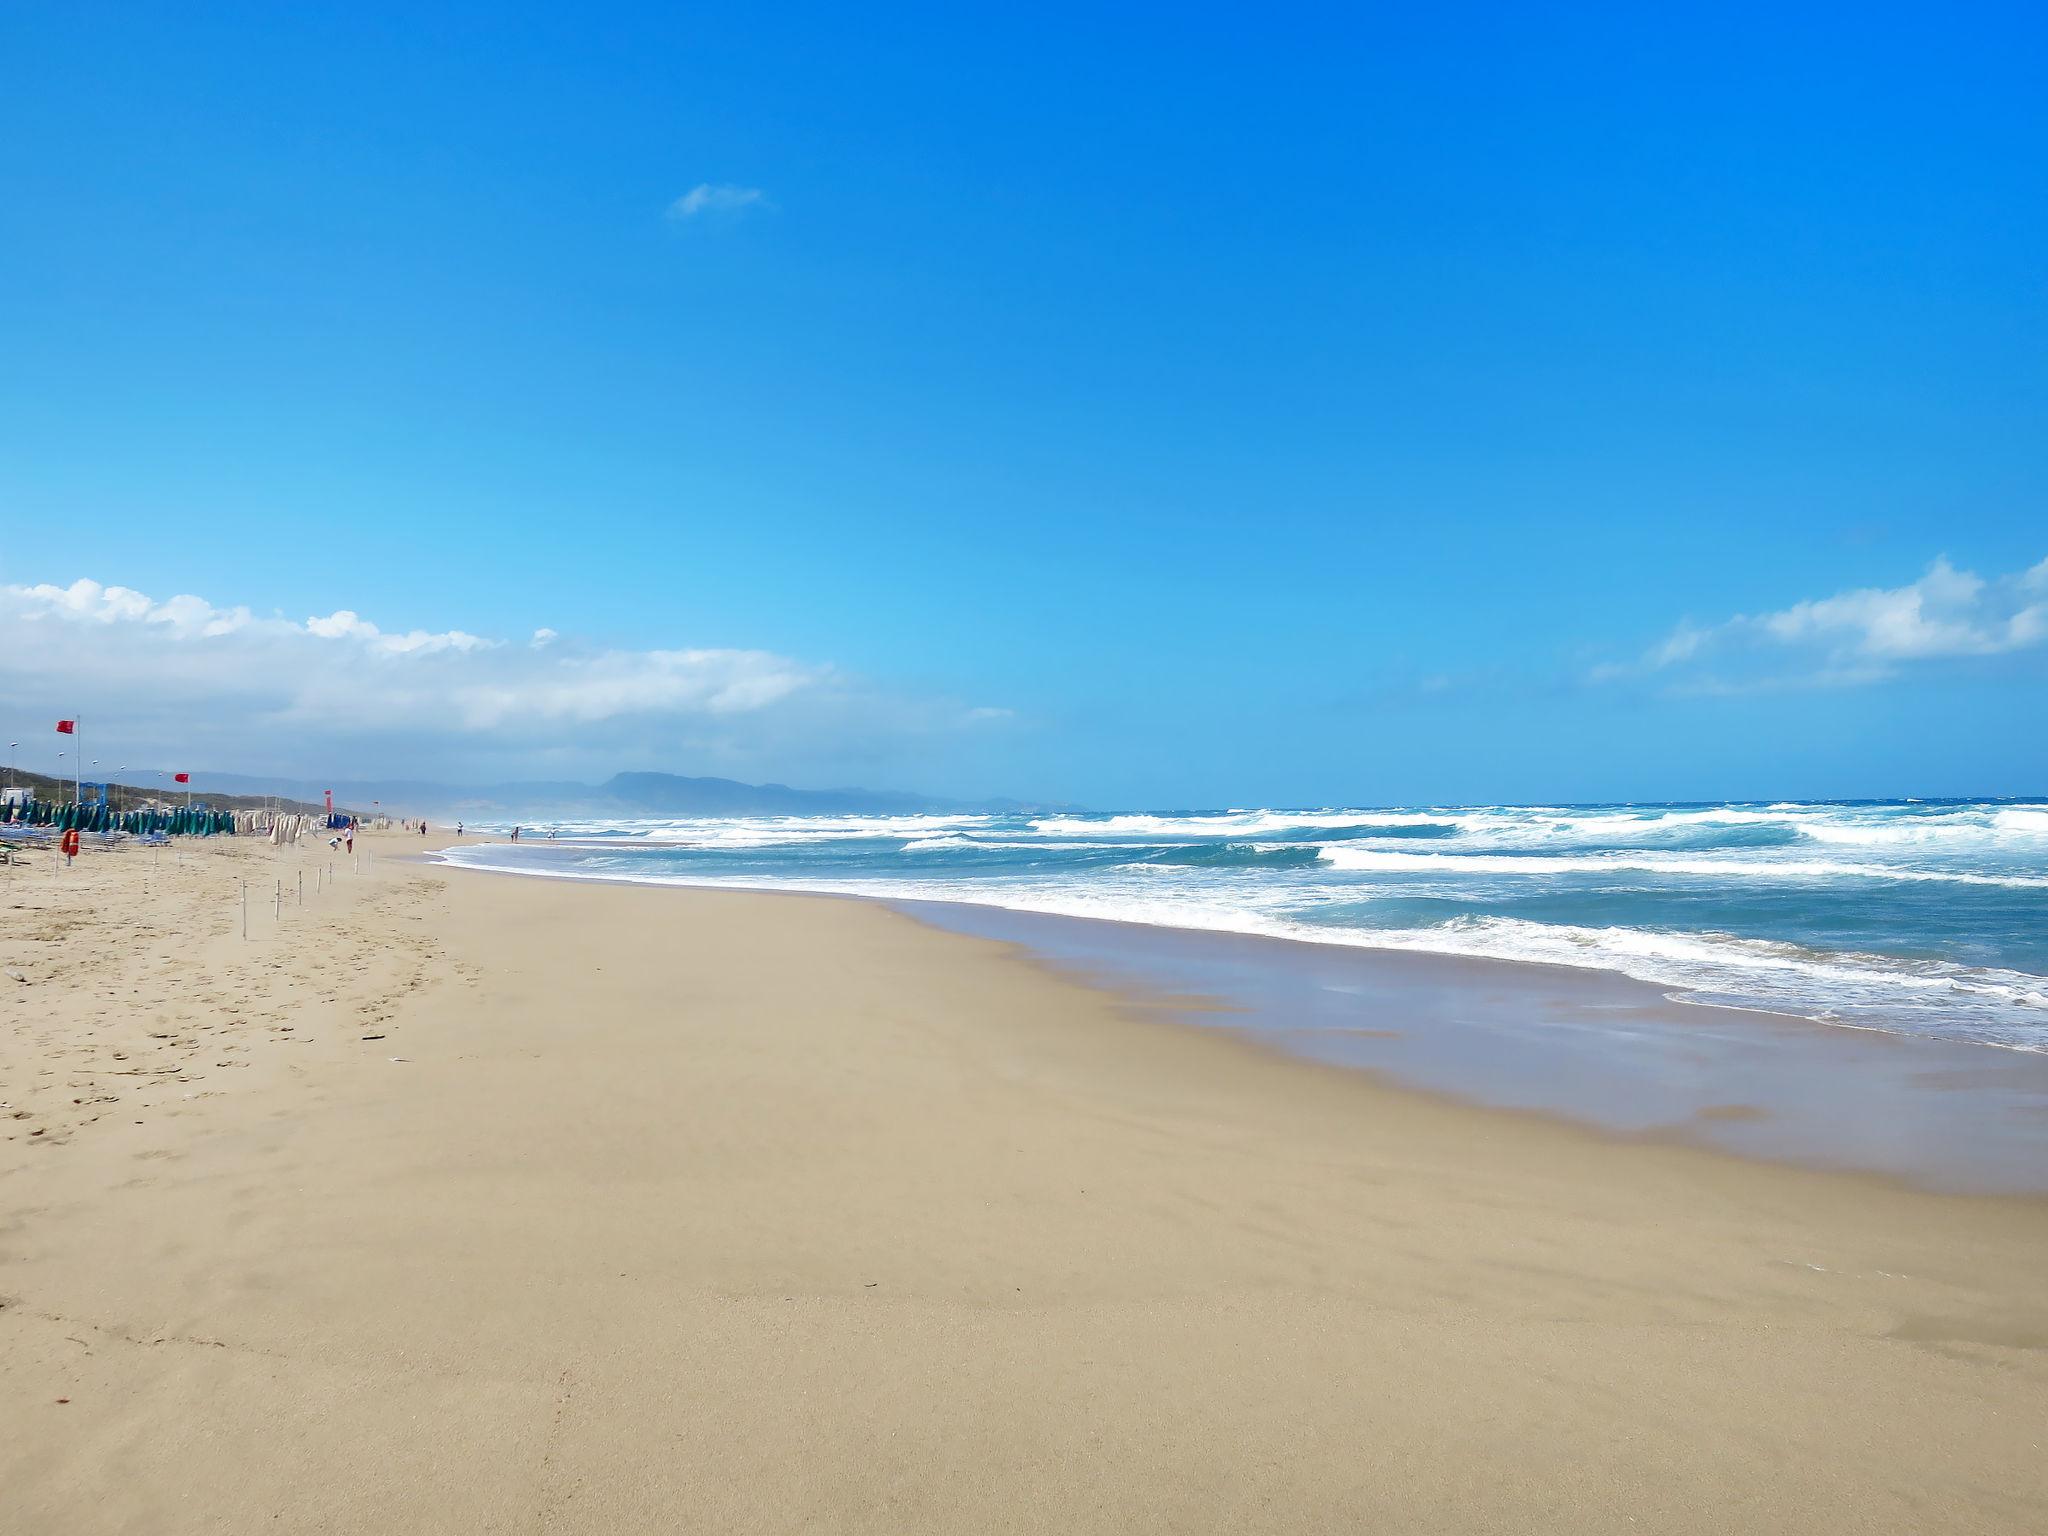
174,773,191,784
55,719,75,734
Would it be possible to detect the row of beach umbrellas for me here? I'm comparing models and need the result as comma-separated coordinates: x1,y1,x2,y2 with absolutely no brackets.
1,795,238,837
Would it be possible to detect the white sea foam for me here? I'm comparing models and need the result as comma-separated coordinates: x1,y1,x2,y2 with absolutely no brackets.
1311,846,2048,887
1026,810,1457,837
1353,916,2048,1016
499,800,2048,855
517,813,995,850
1794,807,2048,846
899,836,1147,852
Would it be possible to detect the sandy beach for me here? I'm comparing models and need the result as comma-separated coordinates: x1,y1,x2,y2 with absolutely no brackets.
4,832,2046,1533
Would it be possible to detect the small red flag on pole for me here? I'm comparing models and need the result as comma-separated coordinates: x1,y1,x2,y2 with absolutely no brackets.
56,719,75,734
174,773,191,784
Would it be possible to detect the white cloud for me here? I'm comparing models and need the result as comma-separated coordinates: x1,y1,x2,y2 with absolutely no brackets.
1648,622,1711,667
667,183,769,219
1606,556,2048,690
300,606,489,654
0,576,1000,783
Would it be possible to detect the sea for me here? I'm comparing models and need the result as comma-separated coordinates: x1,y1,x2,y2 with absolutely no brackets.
440,798,2048,1055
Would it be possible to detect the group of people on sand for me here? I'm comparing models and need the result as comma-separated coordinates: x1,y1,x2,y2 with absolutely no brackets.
377,819,562,843
313,817,560,844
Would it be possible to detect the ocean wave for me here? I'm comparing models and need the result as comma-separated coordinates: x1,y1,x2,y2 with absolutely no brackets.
511,813,997,850
1138,842,1325,869
1793,806,2048,846
1331,916,2048,1048
1312,821,1462,842
898,836,1144,853
1026,810,1458,838
1311,846,2048,888
902,837,1327,867
487,802,2048,859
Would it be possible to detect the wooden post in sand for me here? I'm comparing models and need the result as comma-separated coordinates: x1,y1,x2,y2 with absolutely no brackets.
241,882,247,940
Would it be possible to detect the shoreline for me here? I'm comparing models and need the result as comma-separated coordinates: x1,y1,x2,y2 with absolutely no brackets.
424,838,2048,1051
427,846,2048,1195
6,834,2046,1532
902,901,2048,1199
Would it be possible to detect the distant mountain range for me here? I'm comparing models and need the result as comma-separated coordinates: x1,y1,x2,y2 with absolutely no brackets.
178,770,1073,820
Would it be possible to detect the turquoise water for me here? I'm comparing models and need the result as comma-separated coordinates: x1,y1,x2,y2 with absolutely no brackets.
442,799,2048,1052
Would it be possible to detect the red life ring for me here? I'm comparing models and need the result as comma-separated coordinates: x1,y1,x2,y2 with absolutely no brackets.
60,828,81,858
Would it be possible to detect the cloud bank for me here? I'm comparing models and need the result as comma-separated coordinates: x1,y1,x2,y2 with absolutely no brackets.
1,578,1003,783
1603,555,2048,691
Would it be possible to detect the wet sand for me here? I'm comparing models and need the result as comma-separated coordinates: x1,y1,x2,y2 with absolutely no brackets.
909,902,2048,1192
3,833,2046,1533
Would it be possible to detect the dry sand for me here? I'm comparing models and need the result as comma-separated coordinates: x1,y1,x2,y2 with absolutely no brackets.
3,831,2045,1533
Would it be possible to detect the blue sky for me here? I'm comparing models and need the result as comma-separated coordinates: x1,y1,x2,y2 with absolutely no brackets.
2,2,2043,805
